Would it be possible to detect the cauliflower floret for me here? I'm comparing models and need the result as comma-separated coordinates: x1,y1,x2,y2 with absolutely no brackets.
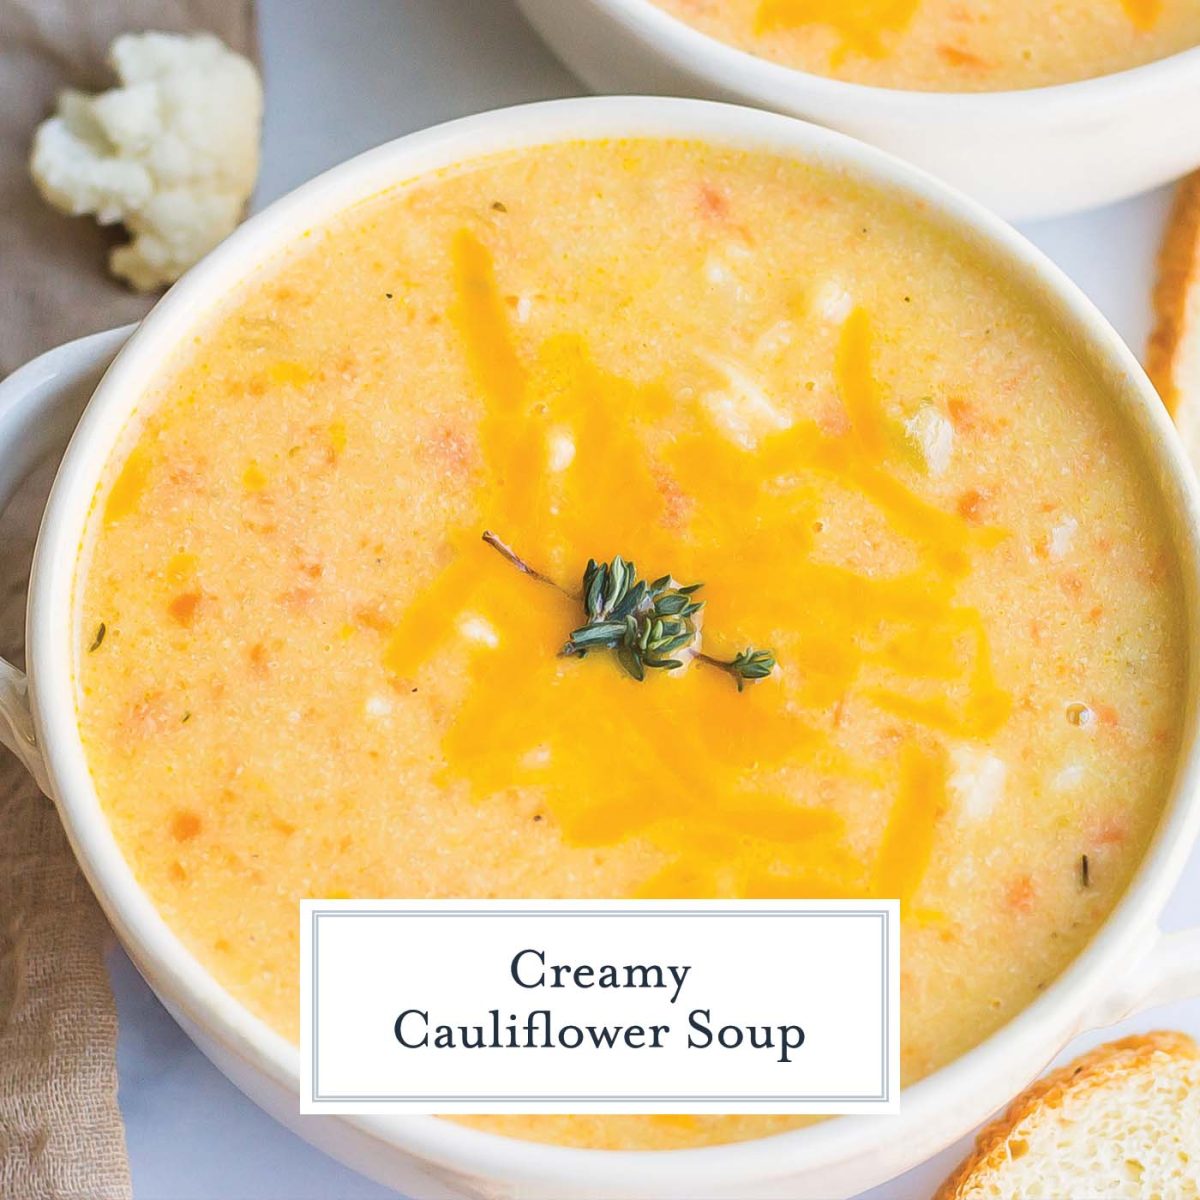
30,31,262,291
698,353,793,450
905,402,955,477
1047,513,1079,560
948,745,1007,823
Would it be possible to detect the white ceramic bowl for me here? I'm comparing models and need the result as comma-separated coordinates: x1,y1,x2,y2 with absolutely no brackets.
516,0,1200,220
2,98,1200,1200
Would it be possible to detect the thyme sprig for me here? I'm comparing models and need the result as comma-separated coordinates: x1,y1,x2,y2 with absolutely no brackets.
481,531,776,689
705,646,778,690
565,556,705,680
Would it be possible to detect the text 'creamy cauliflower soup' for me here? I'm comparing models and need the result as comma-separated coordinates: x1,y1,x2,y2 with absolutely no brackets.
76,139,1185,1151
652,0,1200,92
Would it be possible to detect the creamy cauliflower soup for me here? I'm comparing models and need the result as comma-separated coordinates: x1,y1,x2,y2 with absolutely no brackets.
652,0,1200,91
77,140,1185,1150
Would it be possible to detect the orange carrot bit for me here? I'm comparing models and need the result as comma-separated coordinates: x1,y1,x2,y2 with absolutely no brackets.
1093,702,1120,728
248,642,270,676
697,183,729,220
937,44,989,69
354,604,391,634
956,488,988,523
169,810,203,842
167,590,202,627
1004,874,1036,913
947,398,976,431
1093,819,1128,846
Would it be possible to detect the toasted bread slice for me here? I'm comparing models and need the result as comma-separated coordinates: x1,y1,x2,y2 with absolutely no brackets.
935,1031,1200,1200
1149,173,1200,458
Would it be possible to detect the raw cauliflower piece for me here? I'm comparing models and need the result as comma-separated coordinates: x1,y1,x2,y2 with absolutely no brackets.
30,32,262,291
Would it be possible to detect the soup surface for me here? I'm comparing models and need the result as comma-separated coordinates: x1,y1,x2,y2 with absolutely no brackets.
652,0,1200,91
78,139,1185,1150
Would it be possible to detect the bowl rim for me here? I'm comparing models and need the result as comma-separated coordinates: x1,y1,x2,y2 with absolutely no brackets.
27,95,1200,1189
586,0,1200,108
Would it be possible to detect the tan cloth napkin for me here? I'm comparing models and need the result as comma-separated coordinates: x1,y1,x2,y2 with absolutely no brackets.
0,3,256,1196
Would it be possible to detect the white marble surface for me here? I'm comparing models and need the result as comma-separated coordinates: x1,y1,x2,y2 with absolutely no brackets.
109,1,1200,1196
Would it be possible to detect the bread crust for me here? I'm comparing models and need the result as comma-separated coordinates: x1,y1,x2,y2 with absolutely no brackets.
1148,173,1200,415
934,1031,1200,1200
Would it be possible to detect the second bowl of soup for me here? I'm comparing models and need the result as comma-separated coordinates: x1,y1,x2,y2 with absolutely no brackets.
517,0,1200,218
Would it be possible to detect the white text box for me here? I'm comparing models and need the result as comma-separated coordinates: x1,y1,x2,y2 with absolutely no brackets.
300,900,899,1115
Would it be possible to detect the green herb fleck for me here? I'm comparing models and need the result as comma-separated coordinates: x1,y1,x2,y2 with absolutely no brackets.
482,531,776,689
89,622,106,652
491,200,508,213
181,711,192,724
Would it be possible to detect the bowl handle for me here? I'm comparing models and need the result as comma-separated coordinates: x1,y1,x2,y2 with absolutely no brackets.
1081,925,1200,1030
0,326,133,794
